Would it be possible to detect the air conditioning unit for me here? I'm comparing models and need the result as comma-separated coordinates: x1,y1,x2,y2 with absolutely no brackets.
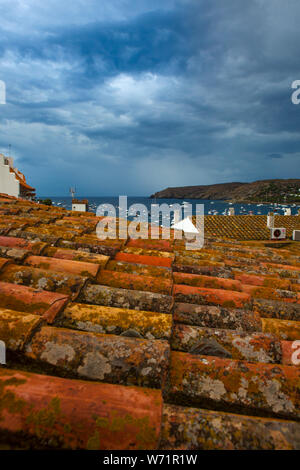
293,230,300,241
270,228,286,240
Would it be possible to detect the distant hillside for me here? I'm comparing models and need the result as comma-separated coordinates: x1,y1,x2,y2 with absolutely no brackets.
150,179,300,203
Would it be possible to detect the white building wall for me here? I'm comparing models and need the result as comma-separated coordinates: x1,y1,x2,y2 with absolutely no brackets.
0,154,20,197
72,203,88,212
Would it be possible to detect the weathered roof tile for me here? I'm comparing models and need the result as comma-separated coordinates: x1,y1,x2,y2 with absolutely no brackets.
60,302,172,339
0,308,43,351
173,284,251,309
25,326,170,388
166,351,300,420
0,368,162,450
161,404,300,450
261,317,300,341
96,270,173,295
115,252,173,268
172,323,282,363
0,281,69,323
0,264,87,299
173,302,262,332
25,255,100,278
79,284,173,313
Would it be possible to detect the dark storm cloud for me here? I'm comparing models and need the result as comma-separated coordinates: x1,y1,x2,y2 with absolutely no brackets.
267,154,283,159
0,0,299,196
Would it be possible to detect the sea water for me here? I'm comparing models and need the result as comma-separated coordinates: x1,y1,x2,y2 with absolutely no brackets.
40,196,300,220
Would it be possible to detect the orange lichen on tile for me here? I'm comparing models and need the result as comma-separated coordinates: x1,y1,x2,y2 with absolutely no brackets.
96,270,173,295
160,404,300,450
262,262,300,272
261,318,300,341
234,272,291,290
124,246,174,260
0,257,10,272
126,238,173,252
60,302,172,339
166,351,300,420
241,284,299,303
106,260,172,279
253,298,300,321
42,246,109,267
0,308,43,351
173,272,243,291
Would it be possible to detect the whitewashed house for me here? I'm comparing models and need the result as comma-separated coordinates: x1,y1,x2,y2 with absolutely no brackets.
0,153,35,199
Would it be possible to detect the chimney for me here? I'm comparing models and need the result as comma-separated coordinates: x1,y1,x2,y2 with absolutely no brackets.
267,212,275,228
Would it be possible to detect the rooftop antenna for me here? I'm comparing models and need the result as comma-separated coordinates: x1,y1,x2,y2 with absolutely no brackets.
70,186,76,199
8,144,11,157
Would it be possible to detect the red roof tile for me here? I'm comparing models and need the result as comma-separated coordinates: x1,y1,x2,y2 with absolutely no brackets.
115,252,173,268
0,281,69,323
0,368,162,450
25,255,100,278
173,284,251,308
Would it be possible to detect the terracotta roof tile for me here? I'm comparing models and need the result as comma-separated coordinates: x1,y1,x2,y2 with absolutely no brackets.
106,259,172,278
43,246,109,267
0,308,43,351
166,351,299,420
253,298,300,321
123,246,174,259
25,255,100,278
0,281,69,323
25,326,170,388
173,272,243,291
261,318,300,341
161,404,300,450
60,302,172,340
79,284,173,313
173,302,262,332
172,324,282,363
126,238,173,252
96,270,173,295
115,252,173,267
0,197,299,449
0,264,87,300
0,235,46,254
0,368,162,450
173,284,251,308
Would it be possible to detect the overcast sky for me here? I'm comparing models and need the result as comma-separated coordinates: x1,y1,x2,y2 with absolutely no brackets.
0,0,299,196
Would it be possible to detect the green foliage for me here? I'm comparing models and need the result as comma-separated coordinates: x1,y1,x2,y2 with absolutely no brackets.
39,198,52,206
